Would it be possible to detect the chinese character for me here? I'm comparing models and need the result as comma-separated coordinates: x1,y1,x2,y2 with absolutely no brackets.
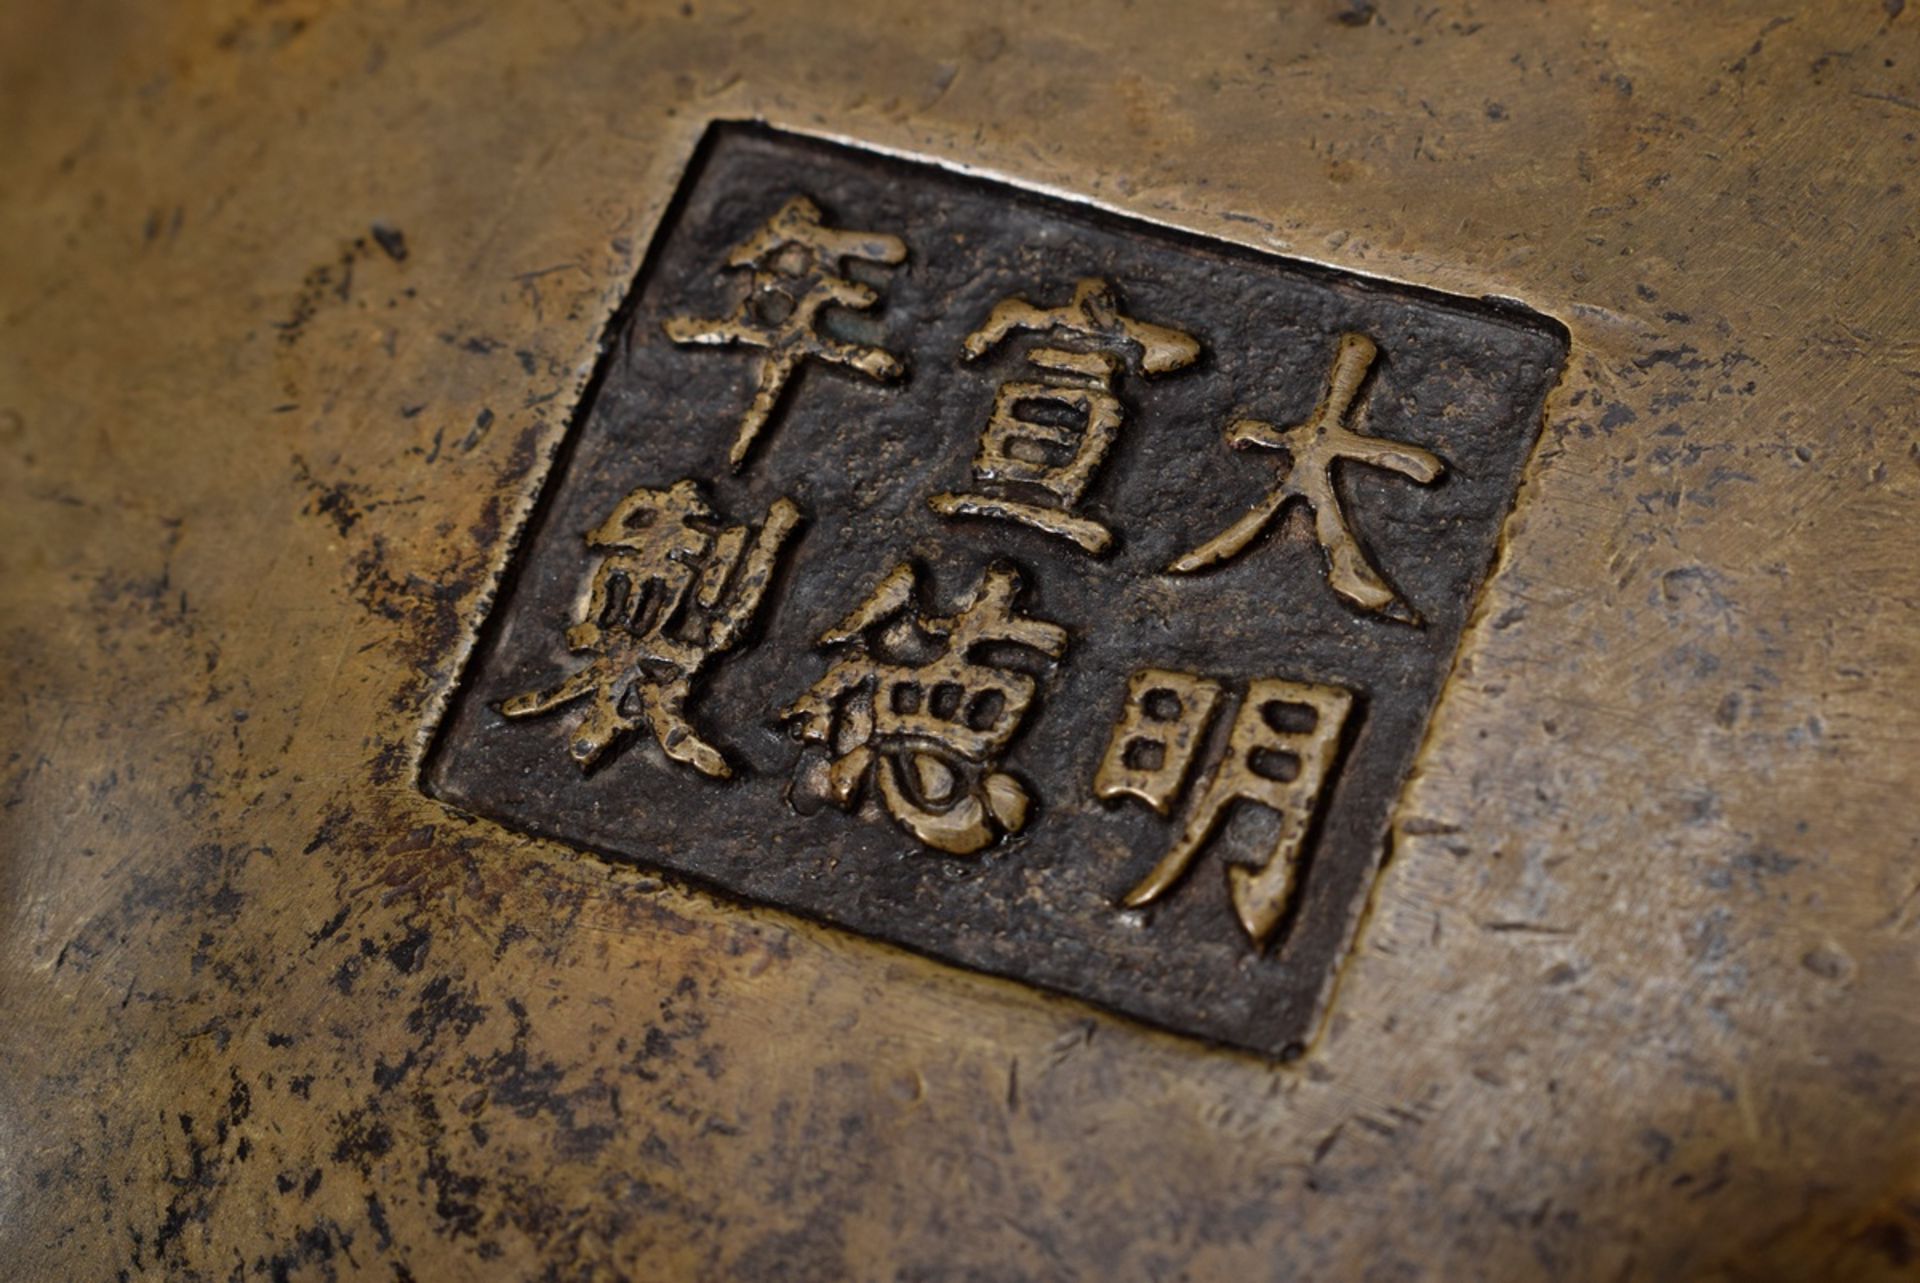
782,560,1068,854
1169,332,1443,621
499,479,801,778
663,195,907,471
1091,668,1226,815
1095,669,1353,945
930,277,1199,554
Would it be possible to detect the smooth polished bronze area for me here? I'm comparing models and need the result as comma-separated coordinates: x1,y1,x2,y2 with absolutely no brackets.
4,3,1918,1280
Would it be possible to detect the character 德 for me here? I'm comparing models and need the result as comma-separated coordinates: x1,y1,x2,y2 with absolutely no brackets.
782,560,1067,854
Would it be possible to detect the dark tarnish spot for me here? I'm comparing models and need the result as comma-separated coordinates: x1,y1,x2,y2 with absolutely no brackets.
404,996,634,1165
314,486,360,534
629,1026,680,1084
1599,403,1638,431
422,1148,488,1239
372,1053,415,1091
459,407,495,453
732,1220,852,1281
504,421,545,481
1860,1219,1915,1267
370,222,409,262
387,825,437,855
410,1095,491,1241
1633,344,1710,372
368,742,409,786
303,806,355,856
276,229,412,347
554,1122,616,1162
137,1073,260,1273
1704,846,1804,897
386,925,432,974
253,1219,350,1283
468,493,506,553
471,999,568,1119
348,520,487,683
405,974,490,1045
331,955,363,996
365,1193,394,1250
307,903,352,947
330,1108,396,1174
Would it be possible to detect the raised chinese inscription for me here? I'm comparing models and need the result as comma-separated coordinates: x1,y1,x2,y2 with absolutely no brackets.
427,123,1568,1057
931,278,1200,553
1170,332,1444,621
499,480,799,776
663,195,907,470
783,560,1066,854
1102,671,1355,946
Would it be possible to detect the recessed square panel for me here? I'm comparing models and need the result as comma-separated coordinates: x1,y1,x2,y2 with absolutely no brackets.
425,122,1567,1057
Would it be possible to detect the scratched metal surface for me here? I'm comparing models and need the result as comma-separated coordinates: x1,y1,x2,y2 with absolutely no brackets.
2,2,1917,1279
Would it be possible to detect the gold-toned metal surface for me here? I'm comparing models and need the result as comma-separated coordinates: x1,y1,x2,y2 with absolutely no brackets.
3,2,1918,1279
